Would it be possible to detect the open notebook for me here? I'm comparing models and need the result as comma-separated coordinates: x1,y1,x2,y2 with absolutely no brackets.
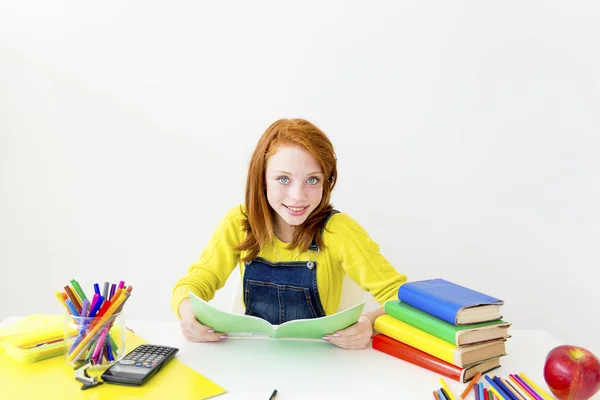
190,292,365,339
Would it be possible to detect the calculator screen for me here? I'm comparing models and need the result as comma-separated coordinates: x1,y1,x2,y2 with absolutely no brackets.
105,364,151,375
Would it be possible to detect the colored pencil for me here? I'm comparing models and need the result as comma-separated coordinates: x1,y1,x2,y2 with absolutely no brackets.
440,388,450,400
494,377,518,400
440,378,457,400
509,375,541,400
478,382,485,400
460,371,482,399
519,374,553,400
484,376,508,400
504,377,529,400
488,385,506,400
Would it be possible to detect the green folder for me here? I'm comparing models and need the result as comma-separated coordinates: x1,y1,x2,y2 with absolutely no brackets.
189,292,365,340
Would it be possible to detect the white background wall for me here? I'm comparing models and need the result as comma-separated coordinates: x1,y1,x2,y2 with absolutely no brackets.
1,1,599,354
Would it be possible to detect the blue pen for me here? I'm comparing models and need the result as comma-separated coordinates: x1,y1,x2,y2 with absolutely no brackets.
65,299,80,316
437,389,448,400
106,341,114,362
88,296,104,318
94,283,101,295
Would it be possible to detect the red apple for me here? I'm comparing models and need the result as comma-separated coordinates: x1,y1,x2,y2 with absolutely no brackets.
543,345,600,400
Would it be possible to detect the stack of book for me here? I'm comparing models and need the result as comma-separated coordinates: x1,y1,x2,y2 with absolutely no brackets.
373,279,511,383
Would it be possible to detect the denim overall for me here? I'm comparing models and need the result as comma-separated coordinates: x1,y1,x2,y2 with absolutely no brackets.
243,210,340,325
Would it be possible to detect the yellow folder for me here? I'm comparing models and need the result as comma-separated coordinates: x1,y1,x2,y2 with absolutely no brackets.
0,323,226,400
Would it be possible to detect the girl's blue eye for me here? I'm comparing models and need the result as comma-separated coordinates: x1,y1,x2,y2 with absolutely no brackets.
307,177,320,185
278,176,290,184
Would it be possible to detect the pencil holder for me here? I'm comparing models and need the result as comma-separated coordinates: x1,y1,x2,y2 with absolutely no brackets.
63,311,126,370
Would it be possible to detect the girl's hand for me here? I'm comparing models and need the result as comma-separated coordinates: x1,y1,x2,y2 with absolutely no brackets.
178,298,228,342
323,315,373,350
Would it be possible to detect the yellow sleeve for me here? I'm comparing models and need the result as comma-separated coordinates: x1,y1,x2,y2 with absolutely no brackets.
171,205,245,318
326,213,407,306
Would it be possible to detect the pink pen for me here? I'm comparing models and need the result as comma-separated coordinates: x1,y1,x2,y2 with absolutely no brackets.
118,281,125,290
92,326,109,360
89,293,100,314
510,374,543,400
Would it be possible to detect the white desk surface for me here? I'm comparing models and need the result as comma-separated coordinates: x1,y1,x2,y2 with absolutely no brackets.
131,320,565,400
0,317,570,399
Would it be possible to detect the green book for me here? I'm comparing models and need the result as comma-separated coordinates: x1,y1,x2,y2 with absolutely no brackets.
384,300,511,346
189,292,365,340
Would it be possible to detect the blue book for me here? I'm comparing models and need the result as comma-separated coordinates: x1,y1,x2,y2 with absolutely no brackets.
397,279,504,326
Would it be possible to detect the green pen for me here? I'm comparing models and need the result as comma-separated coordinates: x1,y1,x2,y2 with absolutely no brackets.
85,339,97,360
108,335,119,353
70,279,88,302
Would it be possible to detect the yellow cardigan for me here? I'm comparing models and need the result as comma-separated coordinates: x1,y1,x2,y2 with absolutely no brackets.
171,205,407,318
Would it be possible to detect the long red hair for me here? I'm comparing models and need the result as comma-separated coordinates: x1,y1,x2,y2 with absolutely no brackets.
235,119,338,262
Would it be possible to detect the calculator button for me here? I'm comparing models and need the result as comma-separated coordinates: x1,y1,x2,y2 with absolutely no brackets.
120,360,135,365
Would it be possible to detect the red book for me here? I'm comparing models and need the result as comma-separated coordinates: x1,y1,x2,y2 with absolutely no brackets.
372,334,501,383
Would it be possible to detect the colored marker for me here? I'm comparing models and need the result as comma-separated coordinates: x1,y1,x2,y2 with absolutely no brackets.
55,291,70,314
65,299,80,317
70,279,88,302
64,286,82,313
81,299,90,318
88,295,104,318
67,291,127,361
102,282,109,300
109,283,116,300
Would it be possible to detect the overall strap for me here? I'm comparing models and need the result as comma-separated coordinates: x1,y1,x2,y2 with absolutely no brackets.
308,209,340,252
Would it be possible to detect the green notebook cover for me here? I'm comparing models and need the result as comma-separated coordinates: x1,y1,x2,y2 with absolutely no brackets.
190,292,365,340
384,300,510,346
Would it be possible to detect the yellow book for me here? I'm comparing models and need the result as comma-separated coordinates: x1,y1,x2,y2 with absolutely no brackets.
374,315,507,367
0,328,226,399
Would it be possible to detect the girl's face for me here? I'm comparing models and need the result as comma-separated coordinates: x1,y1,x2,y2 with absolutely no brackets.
265,144,324,237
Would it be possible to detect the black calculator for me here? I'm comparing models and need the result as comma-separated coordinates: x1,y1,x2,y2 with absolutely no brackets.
101,344,179,386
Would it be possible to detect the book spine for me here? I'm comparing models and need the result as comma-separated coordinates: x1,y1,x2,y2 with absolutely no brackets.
398,284,460,325
372,334,463,382
385,301,457,345
374,315,459,366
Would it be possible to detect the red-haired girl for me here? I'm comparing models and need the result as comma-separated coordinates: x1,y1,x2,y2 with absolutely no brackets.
172,119,406,349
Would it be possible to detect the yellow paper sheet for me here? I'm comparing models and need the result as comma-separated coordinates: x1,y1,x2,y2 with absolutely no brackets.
0,327,226,400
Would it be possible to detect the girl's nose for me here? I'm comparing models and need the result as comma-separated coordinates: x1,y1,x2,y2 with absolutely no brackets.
288,182,306,201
